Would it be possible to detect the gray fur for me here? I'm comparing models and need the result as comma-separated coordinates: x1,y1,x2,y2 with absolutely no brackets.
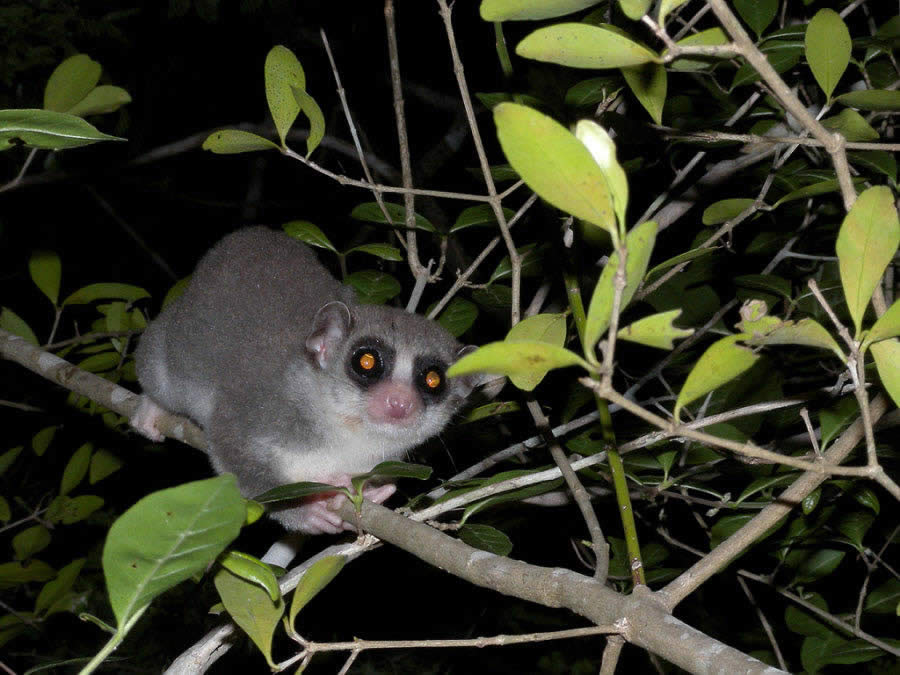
135,227,473,531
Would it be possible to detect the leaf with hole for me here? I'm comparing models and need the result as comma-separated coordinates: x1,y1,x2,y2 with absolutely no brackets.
102,475,245,628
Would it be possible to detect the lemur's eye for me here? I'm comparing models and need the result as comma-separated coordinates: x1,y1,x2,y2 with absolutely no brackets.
351,348,384,383
418,366,446,395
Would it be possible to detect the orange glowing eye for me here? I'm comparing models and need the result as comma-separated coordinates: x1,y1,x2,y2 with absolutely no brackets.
359,352,376,370
425,370,441,389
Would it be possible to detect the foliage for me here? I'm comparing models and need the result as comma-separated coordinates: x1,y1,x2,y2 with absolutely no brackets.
0,1,898,673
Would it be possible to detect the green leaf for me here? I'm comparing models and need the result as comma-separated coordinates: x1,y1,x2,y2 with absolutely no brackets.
847,150,896,184
461,478,564,524
434,298,478,338
584,221,658,354
575,120,628,227
66,85,131,117
462,400,521,423
245,500,265,526
345,270,402,305
645,247,716,282
863,299,900,348
202,129,279,154
0,496,9,522
219,551,281,603
736,475,796,505
0,308,38,345
731,44,801,90
264,45,305,146
709,513,755,550
458,524,513,556
214,568,284,667
740,315,844,361
819,397,858,451
618,0,651,21
358,461,432,481
489,243,543,283
253,481,340,504
674,335,760,421
621,61,666,125
505,313,567,390
345,244,403,261
32,426,58,457
821,109,880,142
617,309,693,349
0,446,23,478
802,488,821,515
13,525,51,560
447,341,590,390
657,0,689,27
734,0,777,37
282,220,337,252
45,495,105,524
667,28,729,72
0,109,125,150
785,594,832,638
102,475,245,627
350,202,436,232
564,77,622,106
517,23,659,69
63,283,150,306
480,0,602,21
805,9,851,100
29,251,61,306
35,558,85,616
89,449,123,484
794,549,845,583
871,339,900,408
289,555,345,629
0,560,56,587
702,198,754,225
864,578,900,614
291,86,325,157
835,89,900,112
450,205,515,233
43,54,101,112
735,275,791,300
836,186,900,336
773,178,847,207
494,103,615,232
836,511,874,550
852,487,880,515
60,443,92,496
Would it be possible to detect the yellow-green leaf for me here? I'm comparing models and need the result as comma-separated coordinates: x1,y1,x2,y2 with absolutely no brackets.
291,86,325,157
584,221,658,355
28,251,61,307
805,9,851,101
282,220,337,252
667,28,730,72
89,449,123,484
43,54,101,112
0,109,125,150
621,61,666,124
60,443,92,496
480,0,602,21
66,86,132,117
289,555,345,630
219,551,281,603
741,316,845,361
618,0,652,20
835,89,900,112
0,308,38,345
516,23,659,69
821,109,880,142
674,335,760,421
864,300,900,349
702,198,754,225
214,568,284,667
62,283,150,306
202,129,279,154
575,120,628,228
13,525,51,561
447,341,590,390
505,313,567,390
494,103,615,232
871,339,900,408
836,186,900,337
658,0,689,26
617,309,693,349
265,45,305,146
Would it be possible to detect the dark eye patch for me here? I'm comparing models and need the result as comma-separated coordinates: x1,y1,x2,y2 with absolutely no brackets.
347,338,394,387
